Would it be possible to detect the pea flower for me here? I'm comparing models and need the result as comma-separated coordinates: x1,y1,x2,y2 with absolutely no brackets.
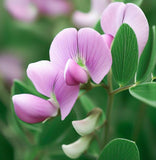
12,61,79,123
5,0,71,22
73,0,111,27
101,2,149,55
12,27,112,122
50,28,112,86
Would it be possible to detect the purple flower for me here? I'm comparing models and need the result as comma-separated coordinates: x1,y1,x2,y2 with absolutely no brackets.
101,2,149,55
13,60,79,122
5,0,71,22
73,0,111,27
12,27,112,123
49,28,111,117
12,94,58,123
50,28,112,85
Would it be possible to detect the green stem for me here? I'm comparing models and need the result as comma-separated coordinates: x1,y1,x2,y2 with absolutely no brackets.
111,84,135,95
103,93,114,147
91,83,108,90
102,71,114,147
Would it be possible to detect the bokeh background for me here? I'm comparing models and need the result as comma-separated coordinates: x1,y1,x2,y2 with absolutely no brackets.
0,0,156,159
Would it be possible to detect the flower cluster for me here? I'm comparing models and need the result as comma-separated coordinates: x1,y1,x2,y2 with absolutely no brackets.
13,27,112,123
5,0,71,22
12,2,149,124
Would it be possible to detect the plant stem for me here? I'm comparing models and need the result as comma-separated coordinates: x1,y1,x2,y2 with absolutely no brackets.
103,93,114,146
102,71,114,147
111,84,135,95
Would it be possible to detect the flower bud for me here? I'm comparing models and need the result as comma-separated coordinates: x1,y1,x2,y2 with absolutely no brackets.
62,135,92,159
12,94,58,123
72,108,102,136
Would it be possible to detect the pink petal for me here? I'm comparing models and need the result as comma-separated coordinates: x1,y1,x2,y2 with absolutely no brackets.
5,0,38,22
12,94,58,123
54,73,79,120
101,2,149,55
33,0,71,16
102,34,114,49
64,59,88,86
49,28,78,69
78,28,112,84
123,3,149,55
27,60,59,97
101,2,126,36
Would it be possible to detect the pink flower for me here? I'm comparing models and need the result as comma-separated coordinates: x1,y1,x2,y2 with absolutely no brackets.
13,60,79,123
49,28,112,117
50,28,112,85
12,94,58,123
73,0,111,27
5,0,38,22
5,0,71,22
101,2,149,55
12,27,112,122
0,54,23,85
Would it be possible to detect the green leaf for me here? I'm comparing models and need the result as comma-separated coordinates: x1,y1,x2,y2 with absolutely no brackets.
114,0,143,6
94,20,104,34
129,82,156,107
11,80,47,99
0,133,14,160
136,26,156,82
79,94,95,113
11,80,33,95
98,138,140,160
111,23,138,86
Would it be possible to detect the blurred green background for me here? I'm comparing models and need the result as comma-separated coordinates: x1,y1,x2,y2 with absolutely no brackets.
0,0,156,159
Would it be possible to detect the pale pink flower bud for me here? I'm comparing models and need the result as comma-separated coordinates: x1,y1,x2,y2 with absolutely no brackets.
72,108,102,136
